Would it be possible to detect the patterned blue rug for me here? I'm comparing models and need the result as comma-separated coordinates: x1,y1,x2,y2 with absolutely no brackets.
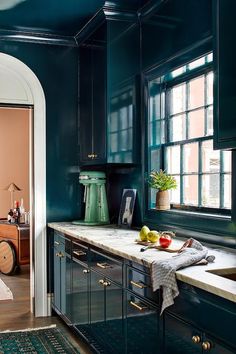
0,326,80,353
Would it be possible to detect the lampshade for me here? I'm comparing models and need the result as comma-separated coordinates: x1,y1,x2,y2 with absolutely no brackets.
4,182,21,192
4,182,22,209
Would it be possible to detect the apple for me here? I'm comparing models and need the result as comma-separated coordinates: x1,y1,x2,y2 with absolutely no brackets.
159,234,172,248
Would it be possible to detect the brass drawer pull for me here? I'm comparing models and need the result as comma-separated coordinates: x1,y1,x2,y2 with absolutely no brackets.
83,269,90,274
73,250,86,257
97,262,112,269
192,335,201,344
54,241,60,245
129,301,148,311
99,279,104,285
130,280,148,289
202,341,211,351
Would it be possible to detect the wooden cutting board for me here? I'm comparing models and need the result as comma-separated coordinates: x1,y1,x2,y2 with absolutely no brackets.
136,240,181,252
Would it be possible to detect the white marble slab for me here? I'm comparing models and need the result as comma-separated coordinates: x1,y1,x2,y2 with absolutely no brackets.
48,222,236,303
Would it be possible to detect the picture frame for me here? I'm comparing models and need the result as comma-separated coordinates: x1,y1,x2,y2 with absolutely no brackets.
118,189,137,228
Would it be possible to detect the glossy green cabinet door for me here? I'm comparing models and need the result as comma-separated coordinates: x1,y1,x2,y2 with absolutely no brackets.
70,259,89,327
52,233,71,320
213,0,236,149
79,25,107,165
126,291,160,354
107,20,140,164
90,270,124,353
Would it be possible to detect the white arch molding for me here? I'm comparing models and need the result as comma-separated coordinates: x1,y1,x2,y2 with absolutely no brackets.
0,53,47,317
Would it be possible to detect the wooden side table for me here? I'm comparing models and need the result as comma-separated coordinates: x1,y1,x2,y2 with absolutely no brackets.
0,222,30,274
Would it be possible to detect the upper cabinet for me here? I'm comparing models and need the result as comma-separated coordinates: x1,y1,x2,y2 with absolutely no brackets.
107,19,140,164
213,0,236,150
79,16,140,166
79,25,107,165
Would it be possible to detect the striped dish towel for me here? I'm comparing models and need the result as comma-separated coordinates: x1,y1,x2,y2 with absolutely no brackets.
151,238,208,314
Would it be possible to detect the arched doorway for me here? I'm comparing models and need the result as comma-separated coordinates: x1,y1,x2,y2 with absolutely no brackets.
0,53,47,316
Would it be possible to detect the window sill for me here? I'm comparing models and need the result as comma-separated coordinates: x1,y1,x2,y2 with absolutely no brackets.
150,207,231,221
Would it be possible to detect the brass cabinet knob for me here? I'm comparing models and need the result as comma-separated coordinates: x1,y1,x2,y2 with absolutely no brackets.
87,153,97,159
103,280,111,287
99,279,104,285
202,341,211,351
192,335,201,344
83,269,90,274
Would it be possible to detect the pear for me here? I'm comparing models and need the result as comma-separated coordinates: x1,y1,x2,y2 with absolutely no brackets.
139,225,150,241
147,230,160,243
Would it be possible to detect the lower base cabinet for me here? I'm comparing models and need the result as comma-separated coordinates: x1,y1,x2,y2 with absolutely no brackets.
50,230,236,354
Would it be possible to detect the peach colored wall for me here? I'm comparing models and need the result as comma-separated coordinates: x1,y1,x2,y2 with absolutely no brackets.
0,107,30,218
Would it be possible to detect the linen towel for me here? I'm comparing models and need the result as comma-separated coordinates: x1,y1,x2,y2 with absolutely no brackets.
151,238,208,314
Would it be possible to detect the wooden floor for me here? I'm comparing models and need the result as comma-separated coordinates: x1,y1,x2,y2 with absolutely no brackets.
0,265,92,354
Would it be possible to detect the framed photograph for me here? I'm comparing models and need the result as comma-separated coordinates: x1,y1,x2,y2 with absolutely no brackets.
118,189,137,228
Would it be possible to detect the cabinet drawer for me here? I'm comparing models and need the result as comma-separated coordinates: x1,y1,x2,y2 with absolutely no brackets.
54,232,66,246
90,249,123,285
167,282,236,349
127,266,159,304
72,241,88,266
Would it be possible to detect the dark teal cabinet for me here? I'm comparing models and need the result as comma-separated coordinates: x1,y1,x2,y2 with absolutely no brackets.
126,291,161,354
52,232,71,320
213,0,236,150
79,25,107,165
70,241,90,329
107,20,140,164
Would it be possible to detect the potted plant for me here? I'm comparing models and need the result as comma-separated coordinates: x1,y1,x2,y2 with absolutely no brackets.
148,169,177,210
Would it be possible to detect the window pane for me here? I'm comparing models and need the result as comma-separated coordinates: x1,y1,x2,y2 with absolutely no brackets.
110,112,118,132
150,149,161,171
170,175,180,204
223,174,231,209
149,119,165,147
183,175,198,205
206,105,213,136
150,95,161,121
202,174,220,208
223,151,232,172
188,57,205,70
166,145,180,174
169,114,186,142
170,83,186,114
183,143,198,173
171,66,186,78
206,72,213,105
110,133,118,153
188,109,205,139
207,53,213,63
188,76,204,109
202,140,220,173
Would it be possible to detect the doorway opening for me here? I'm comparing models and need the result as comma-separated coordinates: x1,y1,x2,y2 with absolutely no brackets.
0,105,32,326
0,52,47,317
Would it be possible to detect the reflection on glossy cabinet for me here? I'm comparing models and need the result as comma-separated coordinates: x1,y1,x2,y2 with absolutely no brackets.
213,0,236,149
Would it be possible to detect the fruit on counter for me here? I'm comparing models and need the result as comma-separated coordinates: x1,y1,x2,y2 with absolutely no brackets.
139,225,150,241
159,234,172,248
147,230,160,243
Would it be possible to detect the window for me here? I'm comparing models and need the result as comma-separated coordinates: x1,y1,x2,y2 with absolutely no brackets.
147,53,232,212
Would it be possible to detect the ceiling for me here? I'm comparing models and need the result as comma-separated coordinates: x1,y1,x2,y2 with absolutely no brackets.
0,0,149,41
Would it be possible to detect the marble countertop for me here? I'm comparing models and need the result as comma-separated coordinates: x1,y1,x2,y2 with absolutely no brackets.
48,222,236,303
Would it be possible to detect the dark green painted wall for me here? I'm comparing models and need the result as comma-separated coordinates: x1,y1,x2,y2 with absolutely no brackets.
0,41,81,222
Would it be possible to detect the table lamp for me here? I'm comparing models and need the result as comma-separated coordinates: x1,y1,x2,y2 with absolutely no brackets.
4,182,21,209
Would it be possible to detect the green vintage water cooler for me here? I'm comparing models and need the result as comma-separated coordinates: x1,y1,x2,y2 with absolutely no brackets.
73,171,109,225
